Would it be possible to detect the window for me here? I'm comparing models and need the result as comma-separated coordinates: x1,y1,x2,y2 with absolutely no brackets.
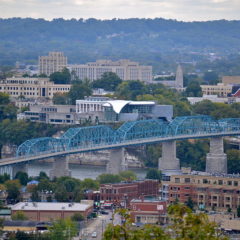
218,180,223,185
185,178,190,183
228,181,232,186
175,178,180,183
234,181,238,187
203,179,208,184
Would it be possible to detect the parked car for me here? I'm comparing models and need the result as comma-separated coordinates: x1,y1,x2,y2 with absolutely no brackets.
91,232,97,238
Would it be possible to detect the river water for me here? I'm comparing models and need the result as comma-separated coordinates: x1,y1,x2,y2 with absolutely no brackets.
27,163,147,180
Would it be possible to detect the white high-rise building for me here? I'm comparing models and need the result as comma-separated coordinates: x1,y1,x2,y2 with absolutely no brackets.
39,52,68,76
69,59,152,83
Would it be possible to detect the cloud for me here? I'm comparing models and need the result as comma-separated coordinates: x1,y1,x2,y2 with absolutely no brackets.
0,0,239,20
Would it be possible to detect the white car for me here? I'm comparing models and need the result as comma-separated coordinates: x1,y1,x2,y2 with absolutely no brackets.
91,232,97,238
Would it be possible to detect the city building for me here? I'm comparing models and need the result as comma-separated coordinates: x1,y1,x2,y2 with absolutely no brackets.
187,95,229,105
39,52,67,76
19,104,78,125
200,83,232,97
153,65,184,90
69,59,152,83
100,180,160,206
130,199,167,225
160,170,240,212
76,97,173,122
0,77,70,99
11,201,93,221
222,76,240,85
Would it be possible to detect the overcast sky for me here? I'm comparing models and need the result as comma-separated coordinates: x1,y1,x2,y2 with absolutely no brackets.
0,0,239,21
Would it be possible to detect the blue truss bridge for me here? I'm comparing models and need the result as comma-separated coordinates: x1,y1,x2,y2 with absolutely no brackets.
0,115,240,169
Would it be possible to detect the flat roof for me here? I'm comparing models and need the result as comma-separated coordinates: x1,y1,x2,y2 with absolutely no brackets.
11,202,91,212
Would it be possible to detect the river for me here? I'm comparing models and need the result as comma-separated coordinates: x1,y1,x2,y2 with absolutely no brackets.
27,162,147,180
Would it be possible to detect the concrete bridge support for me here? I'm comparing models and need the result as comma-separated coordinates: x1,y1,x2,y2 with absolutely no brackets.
107,148,127,174
159,141,180,173
206,137,227,174
12,163,28,179
49,155,71,179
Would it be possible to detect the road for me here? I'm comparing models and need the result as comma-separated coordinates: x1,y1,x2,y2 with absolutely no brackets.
74,210,121,240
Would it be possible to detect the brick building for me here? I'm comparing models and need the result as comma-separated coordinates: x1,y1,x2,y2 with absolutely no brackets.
130,199,167,225
11,201,93,221
161,171,240,212
100,180,159,206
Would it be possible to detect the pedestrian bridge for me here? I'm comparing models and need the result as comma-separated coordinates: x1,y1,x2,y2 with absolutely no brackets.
0,115,240,177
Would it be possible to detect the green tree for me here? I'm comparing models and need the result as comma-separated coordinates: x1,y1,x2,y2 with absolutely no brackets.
185,197,195,210
14,171,29,185
52,92,69,105
71,213,84,222
5,179,21,203
0,92,10,105
48,218,77,240
119,171,137,181
12,211,28,220
227,149,240,174
97,173,122,184
146,168,162,181
81,178,99,190
68,81,92,104
185,81,203,97
237,205,240,218
49,68,71,84
203,71,219,84
92,72,122,91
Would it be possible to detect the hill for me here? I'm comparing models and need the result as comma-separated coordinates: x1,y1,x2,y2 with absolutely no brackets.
0,18,240,67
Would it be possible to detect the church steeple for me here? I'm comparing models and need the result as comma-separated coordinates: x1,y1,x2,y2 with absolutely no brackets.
175,64,183,88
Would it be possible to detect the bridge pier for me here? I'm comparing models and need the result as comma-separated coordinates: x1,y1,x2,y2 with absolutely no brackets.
159,141,180,173
49,155,71,179
206,137,227,174
107,148,127,174
12,163,28,179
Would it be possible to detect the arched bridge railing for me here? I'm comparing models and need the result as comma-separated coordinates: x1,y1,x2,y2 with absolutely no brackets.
61,125,116,150
116,119,169,142
169,115,221,136
15,115,240,158
16,137,66,157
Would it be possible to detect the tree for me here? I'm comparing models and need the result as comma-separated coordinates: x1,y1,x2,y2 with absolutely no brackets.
146,168,162,181
185,197,195,210
203,71,219,84
5,180,21,203
48,218,77,240
52,93,68,105
227,149,240,174
92,72,122,91
68,81,92,104
237,205,240,218
0,93,10,105
12,211,28,220
119,171,137,181
49,68,71,84
14,171,29,185
185,81,202,97
97,173,122,184
71,213,84,222
81,178,99,190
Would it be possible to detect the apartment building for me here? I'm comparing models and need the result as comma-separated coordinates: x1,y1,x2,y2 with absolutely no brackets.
100,180,159,206
39,52,67,76
222,76,240,85
0,77,70,99
200,83,232,97
161,171,240,212
69,59,152,83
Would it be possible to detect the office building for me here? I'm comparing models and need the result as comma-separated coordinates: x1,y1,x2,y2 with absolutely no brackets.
200,83,232,97
19,104,77,125
69,59,152,83
11,201,93,221
222,76,240,85
161,170,240,212
39,52,67,76
0,77,70,99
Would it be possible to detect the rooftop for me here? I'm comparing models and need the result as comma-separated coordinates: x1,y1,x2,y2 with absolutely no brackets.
11,202,91,212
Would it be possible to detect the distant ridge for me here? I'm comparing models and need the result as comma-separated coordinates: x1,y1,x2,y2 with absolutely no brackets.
0,18,240,65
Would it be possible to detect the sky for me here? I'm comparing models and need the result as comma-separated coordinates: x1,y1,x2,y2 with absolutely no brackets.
0,0,240,21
